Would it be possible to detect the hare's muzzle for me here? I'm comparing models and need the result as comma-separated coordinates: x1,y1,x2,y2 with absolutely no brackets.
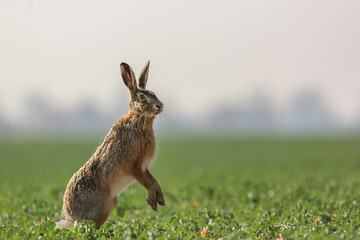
154,102,163,114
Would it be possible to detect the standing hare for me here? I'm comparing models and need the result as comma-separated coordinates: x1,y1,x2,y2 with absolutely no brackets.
56,61,165,229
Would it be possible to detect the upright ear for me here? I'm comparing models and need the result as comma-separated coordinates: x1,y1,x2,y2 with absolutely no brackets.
120,62,137,96
138,60,150,89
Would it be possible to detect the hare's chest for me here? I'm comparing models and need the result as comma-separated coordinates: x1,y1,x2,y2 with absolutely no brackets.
110,172,134,197
140,140,156,171
141,155,154,171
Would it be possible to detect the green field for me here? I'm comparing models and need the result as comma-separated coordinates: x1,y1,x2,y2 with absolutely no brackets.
0,138,359,239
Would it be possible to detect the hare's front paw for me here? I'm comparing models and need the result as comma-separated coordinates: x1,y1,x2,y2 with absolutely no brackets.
146,196,158,211
146,188,158,211
156,190,165,206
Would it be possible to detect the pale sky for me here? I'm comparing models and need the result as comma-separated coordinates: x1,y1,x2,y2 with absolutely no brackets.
1,0,360,125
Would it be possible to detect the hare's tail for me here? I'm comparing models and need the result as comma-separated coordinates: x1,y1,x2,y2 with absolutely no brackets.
55,219,74,229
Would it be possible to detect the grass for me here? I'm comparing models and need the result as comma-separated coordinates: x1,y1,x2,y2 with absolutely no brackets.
0,137,359,239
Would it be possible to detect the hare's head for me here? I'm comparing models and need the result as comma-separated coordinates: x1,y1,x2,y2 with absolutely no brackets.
120,61,163,117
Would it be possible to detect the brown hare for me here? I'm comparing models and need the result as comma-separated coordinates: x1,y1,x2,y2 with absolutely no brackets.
55,61,165,229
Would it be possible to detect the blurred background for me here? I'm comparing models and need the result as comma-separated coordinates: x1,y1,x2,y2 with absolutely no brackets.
1,0,360,138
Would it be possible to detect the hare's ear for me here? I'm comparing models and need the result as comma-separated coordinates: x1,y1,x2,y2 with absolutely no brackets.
120,62,137,96
138,60,150,89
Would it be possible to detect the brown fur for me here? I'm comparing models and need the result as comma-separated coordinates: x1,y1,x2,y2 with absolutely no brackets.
56,61,165,229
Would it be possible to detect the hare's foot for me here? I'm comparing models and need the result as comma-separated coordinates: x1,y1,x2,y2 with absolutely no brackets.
55,219,74,229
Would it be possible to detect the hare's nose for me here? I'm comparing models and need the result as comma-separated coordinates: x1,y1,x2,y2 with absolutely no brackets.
156,103,163,111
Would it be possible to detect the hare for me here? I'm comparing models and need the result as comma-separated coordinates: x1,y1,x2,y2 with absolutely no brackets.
55,61,165,229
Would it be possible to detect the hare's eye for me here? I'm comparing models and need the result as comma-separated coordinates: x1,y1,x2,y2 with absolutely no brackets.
138,93,146,101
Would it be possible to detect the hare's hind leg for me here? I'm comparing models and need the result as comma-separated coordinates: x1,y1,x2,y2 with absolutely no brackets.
65,192,117,229
93,196,118,229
